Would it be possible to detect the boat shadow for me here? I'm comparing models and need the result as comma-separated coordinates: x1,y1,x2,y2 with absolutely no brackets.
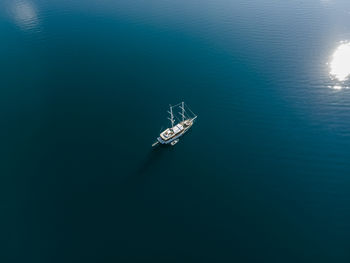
135,144,168,175
134,127,195,176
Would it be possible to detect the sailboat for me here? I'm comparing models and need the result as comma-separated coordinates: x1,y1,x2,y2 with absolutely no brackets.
152,102,197,147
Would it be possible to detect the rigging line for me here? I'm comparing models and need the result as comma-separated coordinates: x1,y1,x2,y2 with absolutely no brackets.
178,112,186,121
181,108,190,118
182,105,191,118
168,117,174,124
179,105,188,114
185,103,196,117
178,111,186,117
170,102,182,108
174,114,181,123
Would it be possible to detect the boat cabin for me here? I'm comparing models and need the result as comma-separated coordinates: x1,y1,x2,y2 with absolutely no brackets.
160,124,184,140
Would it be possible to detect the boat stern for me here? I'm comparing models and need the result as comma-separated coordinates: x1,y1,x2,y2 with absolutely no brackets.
157,137,166,144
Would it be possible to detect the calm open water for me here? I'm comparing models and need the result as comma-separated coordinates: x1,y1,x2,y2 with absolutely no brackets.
1,0,350,262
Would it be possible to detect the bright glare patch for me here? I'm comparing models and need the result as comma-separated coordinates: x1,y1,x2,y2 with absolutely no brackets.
12,0,39,30
330,42,350,82
329,85,349,91
332,86,343,90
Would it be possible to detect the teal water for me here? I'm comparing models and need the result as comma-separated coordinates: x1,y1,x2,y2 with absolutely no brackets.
1,0,350,262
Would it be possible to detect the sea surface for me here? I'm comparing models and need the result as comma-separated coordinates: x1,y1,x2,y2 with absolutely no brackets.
1,0,350,262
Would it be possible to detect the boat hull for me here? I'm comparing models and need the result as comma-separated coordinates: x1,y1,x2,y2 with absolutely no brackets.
157,119,195,145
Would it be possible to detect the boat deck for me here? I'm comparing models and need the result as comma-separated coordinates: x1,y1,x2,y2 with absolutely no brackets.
158,119,194,144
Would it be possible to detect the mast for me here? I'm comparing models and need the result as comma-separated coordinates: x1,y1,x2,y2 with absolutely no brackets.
181,101,185,122
179,101,185,122
167,105,175,127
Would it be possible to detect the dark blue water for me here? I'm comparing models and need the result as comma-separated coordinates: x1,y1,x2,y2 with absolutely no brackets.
1,0,350,262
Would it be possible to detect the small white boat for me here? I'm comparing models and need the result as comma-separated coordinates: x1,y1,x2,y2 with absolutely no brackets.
170,139,179,146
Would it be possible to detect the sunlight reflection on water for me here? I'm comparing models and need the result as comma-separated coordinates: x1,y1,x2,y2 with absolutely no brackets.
11,0,40,31
329,85,349,91
329,41,350,90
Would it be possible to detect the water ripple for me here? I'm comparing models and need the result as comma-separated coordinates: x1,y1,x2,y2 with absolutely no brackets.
10,0,40,32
